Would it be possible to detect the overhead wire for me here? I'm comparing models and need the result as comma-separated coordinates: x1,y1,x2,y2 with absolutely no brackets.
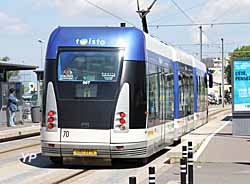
170,0,196,23
83,0,136,26
150,0,209,24
149,21,250,27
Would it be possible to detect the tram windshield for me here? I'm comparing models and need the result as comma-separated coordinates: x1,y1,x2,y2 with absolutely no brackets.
57,50,123,99
58,50,123,82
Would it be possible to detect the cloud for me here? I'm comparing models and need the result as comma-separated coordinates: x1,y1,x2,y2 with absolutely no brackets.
196,0,250,22
0,11,29,34
192,27,209,44
192,0,250,43
34,0,169,25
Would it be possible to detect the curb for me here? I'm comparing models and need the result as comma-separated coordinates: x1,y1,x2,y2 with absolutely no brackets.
0,125,40,142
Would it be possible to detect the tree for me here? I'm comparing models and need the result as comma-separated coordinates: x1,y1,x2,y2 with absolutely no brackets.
0,56,19,80
0,56,10,61
225,45,250,85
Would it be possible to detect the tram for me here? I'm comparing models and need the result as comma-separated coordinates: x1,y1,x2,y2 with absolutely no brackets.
41,26,211,164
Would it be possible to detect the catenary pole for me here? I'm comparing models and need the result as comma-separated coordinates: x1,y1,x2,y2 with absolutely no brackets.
222,38,224,108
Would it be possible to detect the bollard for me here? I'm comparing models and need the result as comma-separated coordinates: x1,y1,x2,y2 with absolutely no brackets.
188,141,193,154
180,158,186,184
129,176,136,184
188,151,194,184
182,145,188,174
149,167,156,184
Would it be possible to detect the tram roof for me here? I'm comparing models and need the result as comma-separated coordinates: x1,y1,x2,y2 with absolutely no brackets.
46,26,145,61
46,26,206,71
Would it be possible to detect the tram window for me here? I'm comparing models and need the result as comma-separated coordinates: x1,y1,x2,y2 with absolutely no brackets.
197,72,206,112
164,68,174,120
75,84,97,98
57,50,122,82
197,75,201,112
190,75,194,113
183,74,191,116
178,73,184,118
147,63,160,127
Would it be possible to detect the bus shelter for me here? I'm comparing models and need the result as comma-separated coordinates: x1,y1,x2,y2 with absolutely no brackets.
32,70,44,123
232,59,250,136
0,61,38,125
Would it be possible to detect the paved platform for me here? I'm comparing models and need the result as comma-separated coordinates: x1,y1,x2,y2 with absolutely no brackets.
167,106,231,163
0,121,40,142
159,112,250,184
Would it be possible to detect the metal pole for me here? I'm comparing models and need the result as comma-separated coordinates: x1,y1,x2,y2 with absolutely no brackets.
221,38,224,108
188,151,194,184
40,43,43,69
129,176,137,184
149,167,156,184
182,145,188,174
180,158,186,184
38,39,44,69
199,26,203,63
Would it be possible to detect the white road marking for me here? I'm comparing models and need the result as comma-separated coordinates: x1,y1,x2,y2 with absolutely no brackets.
0,136,40,145
193,121,230,161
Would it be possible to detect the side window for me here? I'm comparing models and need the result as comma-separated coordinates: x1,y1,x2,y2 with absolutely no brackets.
197,72,205,112
190,75,194,113
148,63,160,127
179,72,184,118
165,67,174,120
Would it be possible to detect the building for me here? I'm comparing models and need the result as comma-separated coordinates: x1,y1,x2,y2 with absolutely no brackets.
203,57,231,103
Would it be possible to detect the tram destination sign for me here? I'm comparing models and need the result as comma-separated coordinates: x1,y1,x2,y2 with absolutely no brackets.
233,59,250,112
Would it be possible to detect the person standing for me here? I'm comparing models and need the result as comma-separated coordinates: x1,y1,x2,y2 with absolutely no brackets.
7,88,17,127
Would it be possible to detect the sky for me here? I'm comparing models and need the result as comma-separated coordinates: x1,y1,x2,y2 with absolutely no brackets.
1,0,250,69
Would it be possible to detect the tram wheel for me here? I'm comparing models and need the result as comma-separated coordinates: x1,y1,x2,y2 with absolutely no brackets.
50,156,63,165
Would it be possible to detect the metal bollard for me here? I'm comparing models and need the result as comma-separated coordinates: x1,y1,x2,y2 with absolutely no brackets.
182,145,188,174
149,167,156,184
188,151,194,184
188,141,193,153
129,176,136,184
180,158,186,184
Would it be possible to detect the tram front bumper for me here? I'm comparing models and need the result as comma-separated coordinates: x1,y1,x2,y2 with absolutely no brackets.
41,141,148,158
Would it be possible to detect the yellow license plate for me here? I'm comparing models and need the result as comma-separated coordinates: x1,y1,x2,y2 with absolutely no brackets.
73,149,97,156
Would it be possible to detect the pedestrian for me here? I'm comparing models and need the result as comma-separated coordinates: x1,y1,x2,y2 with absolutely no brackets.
7,88,18,127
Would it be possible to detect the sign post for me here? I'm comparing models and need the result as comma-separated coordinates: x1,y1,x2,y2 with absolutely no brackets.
232,59,250,136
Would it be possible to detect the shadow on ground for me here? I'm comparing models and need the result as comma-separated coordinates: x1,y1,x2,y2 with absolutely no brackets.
19,149,169,170
221,116,232,121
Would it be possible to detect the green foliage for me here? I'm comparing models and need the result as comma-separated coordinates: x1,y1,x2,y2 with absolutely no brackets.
20,84,25,96
225,59,231,84
0,56,10,61
226,45,250,84
0,56,19,80
6,71,19,80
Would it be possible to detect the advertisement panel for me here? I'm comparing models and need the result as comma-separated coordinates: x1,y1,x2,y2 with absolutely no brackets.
234,60,250,111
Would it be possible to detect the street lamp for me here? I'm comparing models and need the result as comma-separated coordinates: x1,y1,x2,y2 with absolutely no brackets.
37,39,44,110
38,39,44,69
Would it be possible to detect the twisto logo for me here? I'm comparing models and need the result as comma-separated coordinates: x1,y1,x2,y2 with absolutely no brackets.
76,38,106,46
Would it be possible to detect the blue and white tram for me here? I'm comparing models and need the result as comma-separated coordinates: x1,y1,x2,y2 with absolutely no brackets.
41,26,209,164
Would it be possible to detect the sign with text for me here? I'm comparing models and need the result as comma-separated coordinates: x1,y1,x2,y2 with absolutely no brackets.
234,60,250,111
